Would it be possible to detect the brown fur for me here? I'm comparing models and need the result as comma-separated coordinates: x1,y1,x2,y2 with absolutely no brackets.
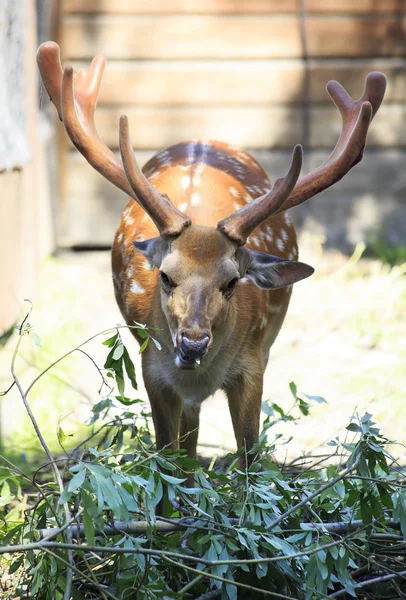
111,140,297,464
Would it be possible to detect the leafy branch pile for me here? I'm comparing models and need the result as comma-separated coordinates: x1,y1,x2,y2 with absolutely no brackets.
0,310,405,599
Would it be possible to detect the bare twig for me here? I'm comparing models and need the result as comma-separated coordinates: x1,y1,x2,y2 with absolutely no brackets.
42,548,119,600
36,516,402,541
10,304,74,600
328,568,406,598
0,531,360,566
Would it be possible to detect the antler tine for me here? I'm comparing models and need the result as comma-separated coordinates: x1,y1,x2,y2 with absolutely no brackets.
280,72,386,213
60,63,133,197
119,116,191,238
37,41,190,237
217,144,303,245
36,41,64,120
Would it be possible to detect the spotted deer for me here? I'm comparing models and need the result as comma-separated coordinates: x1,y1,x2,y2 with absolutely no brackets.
37,42,386,466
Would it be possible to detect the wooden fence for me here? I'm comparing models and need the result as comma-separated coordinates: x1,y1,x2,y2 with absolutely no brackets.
57,0,406,249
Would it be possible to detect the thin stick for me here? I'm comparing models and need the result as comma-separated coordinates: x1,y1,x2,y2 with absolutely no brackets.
42,548,120,600
10,306,74,600
36,517,402,541
328,568,406,598
0,531,360,566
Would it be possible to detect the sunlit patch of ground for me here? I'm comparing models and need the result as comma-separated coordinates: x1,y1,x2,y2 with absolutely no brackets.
1,239,405,465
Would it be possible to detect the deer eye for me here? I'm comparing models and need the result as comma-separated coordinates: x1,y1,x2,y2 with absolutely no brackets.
159,271,174,290
222,277,239,299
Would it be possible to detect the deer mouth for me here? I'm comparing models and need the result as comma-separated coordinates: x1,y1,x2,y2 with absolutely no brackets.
174,347,202,370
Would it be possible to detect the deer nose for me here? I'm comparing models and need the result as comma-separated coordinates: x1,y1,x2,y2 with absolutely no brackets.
180,333,210,359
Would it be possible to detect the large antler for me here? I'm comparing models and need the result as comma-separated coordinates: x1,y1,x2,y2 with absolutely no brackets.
278,72,386,213
218,72,386,246
36,41,190,238
217,145,303,245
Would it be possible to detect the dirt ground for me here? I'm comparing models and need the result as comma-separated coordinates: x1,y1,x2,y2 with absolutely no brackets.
1,237,405,464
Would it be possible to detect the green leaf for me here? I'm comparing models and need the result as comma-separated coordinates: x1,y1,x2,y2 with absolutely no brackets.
115,395,142,406
103,333,118,347
149,335,162,351
160,473,187,485
136,328,148,339
112,342,124,360
123,347,137,390
68,467,86,493
360,494,373,525
9,555,24,575
289,381,297,398
346,423,361,432
303,392,327,404
139,337,149,353
31,331,42,347
83,509,95,546
377,484,393,509
57,424,68,444
298,398,310,416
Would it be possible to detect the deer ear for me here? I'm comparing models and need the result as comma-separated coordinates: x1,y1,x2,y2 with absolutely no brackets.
132,236,169,269
237,248,314,289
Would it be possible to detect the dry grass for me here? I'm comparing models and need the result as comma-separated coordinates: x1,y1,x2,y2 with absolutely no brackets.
1,238,405,464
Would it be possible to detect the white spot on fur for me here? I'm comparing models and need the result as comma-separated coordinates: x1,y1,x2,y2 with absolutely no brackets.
244,194,251,204
229,187,240,198
181,175,190,189
117,232,123,244
125,215,135,226
285,211,292,225
192,164,205,186
276,238,285,252
130,280,145,294
136,234,146,242
288,252,296,260
141,213,149,223
143,258,153,271
233,202,241,211
179,202,188,212
280,229,288,242
252,236,261,248
190,192,200,206
259,315,267,329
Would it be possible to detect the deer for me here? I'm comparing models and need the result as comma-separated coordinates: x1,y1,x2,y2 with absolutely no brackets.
37,42,386,470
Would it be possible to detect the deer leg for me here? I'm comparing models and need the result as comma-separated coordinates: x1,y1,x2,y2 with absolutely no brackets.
143,376,183,515
225,371,263,469
180,401,201,460
179,401,201,487
143,374,183,452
